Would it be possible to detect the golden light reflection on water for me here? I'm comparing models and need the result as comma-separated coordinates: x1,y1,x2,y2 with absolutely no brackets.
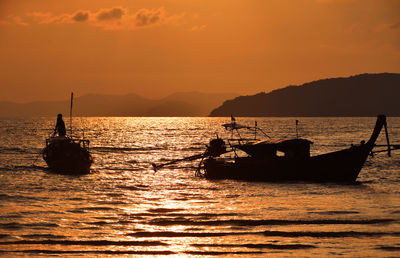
0,117,399,255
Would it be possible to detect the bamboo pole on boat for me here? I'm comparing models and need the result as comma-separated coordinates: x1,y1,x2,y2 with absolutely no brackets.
371,145,400,154
152,147,233,172
152,153,206,172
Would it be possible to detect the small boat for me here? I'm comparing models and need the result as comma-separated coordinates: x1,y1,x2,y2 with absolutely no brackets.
200,115,393,182
42,136,93,174
42,93,93,174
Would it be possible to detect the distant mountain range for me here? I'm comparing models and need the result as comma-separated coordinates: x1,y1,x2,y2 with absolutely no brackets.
0,92,237,117
209,73,400,117
2,73,399,117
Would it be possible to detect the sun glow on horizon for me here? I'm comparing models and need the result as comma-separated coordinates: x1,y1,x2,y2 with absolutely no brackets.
0,0,399,102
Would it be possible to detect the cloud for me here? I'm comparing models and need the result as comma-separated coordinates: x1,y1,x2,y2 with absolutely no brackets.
4,15,29,26
96,7,125,21
73,11,89,22
7,6,184,30
191,24,206,31
135,8,164,27
29,11,73,24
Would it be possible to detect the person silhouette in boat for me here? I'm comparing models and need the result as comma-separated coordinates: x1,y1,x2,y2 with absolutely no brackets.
54,114,66,137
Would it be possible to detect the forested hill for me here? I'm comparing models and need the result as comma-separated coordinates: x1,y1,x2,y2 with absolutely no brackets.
209,73,400,117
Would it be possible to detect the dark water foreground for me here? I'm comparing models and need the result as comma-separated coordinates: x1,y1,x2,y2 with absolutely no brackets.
0,117,399,256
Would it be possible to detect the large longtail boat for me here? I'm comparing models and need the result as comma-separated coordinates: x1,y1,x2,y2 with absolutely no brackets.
153,115,398,183
42,93,93,174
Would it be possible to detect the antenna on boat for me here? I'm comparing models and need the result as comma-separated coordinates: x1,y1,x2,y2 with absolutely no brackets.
70,92,73,137
231,115,235,139
254,121,257,140
383,118,391,157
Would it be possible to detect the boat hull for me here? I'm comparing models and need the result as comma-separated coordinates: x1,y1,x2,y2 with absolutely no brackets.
42,139,93,174
203,144,372,183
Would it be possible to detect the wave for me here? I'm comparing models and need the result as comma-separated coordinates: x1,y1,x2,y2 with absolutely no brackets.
0,165,48,173
0,250,177,255
0,239,167,246
0,147,36,154
67,206,122,214
308,211,360,215
262,230,400,238
128,231,246,237
0,222,58,230
0,194,49,203
126,211,242,219
0,250,271,255
127,230,400,238
94,200,127,205
100,167,144,172
117,185,149,191
144,218,396,226
191,243,315,250
91,146,163,153
147,208,185,213
22,234,66,239
80,207,114,211
376,246,400,251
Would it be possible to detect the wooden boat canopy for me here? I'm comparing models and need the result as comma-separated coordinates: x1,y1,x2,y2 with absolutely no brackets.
235,138,313,159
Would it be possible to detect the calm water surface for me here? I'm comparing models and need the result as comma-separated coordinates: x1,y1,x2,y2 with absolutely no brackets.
0,117,399,256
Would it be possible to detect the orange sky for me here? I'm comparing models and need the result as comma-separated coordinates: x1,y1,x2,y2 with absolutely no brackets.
0,0,399,102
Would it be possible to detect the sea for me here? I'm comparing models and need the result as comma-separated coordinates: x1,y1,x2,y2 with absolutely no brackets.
0,117,399,256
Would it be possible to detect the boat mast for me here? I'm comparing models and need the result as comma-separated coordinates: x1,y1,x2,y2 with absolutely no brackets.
70,92,73,137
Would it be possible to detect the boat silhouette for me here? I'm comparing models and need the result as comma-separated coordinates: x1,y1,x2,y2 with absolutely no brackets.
154,115,398,183
42,93,93,174
42,136,93,174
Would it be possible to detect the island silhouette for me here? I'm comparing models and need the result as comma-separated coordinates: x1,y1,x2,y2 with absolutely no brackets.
209,73,400,117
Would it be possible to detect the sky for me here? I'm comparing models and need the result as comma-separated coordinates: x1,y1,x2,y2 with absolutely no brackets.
0,0,399,102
